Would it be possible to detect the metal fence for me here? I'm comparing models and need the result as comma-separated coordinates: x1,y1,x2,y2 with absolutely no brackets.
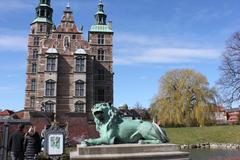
0,125,3,159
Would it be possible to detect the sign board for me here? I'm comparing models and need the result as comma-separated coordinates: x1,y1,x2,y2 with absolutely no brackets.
44,124,65,159
48,134,64,155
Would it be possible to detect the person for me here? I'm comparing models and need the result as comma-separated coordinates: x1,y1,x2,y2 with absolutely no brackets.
8,124,25,160
24,126,41,160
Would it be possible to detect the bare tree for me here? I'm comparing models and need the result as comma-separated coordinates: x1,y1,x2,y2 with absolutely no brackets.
219,32,240,104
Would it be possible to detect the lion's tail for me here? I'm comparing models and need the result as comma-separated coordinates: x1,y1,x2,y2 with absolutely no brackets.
152,122,169,143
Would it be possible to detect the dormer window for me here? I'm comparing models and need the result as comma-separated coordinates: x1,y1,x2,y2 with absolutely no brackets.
46,58,56,71
76,57,85,72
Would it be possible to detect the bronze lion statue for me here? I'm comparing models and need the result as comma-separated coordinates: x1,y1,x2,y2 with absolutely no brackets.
82,103,169,146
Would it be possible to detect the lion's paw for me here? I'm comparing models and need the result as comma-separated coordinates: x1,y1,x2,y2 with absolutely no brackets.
80,141,88,147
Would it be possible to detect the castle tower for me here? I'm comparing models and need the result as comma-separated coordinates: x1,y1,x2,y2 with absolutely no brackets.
89,0,114,105
24,0,53,112
24,0,113,123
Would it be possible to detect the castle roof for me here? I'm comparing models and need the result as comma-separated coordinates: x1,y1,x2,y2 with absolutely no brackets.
46,48,58,54
90,24,113,33
75,48,86,55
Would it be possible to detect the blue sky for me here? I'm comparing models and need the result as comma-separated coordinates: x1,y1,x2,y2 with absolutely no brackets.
0,0,240,111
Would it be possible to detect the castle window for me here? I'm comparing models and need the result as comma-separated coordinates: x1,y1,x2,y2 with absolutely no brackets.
32,63,37,73
39,25,43,32
45,80,55,97
31,79,36,91
97,69,105,80
97,49,105,61
64,36,70,48
44,101,54,113
46,58,56,71
76,57,85,72
75,101,85,113
33,49,38,59
40,9,45,17
98,34,104,45
32,29,35,34
30,96,35,108
72,35,76,40
33,37,39,46
75,80,84,97
41,0,46,4
96,88,105,102
58,34,61,39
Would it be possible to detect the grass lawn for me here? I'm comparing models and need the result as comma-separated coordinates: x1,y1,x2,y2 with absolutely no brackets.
165,125,240,144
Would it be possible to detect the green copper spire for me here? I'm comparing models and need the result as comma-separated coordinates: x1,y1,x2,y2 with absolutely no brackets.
95,0,107,25
90,0,113,33
32,0,53,24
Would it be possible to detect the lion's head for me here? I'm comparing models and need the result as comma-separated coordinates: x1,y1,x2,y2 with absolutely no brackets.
92,103,114,125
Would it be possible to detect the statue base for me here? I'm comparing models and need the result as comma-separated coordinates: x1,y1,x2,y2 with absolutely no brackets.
70,143,189,160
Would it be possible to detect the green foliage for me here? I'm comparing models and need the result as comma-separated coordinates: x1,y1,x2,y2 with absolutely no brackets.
165,126,240,144
150,69,215,127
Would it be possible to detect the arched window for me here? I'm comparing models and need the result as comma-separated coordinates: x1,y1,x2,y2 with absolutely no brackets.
97,49,105,61
98,34,104,45
30,96,35,108
45,101,54,112
75,80,84,97
75,101,85,113
64,36,70,48
45,80,55,96
31,79,36,91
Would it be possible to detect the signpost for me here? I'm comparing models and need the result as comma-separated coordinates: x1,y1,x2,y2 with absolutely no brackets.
44,123,65,160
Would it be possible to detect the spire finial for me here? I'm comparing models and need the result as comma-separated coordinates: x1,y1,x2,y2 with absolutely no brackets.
67,0,70,8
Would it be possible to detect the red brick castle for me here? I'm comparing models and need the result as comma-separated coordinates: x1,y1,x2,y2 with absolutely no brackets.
23,0,113,138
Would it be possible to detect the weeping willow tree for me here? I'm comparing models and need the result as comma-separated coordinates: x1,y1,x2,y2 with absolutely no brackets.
150,69,215,127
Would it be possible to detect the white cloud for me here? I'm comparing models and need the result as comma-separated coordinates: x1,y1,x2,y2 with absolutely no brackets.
114,33,221,65
0,35,27,52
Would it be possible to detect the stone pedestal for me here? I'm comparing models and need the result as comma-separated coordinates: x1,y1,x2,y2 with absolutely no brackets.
70,143,189,160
